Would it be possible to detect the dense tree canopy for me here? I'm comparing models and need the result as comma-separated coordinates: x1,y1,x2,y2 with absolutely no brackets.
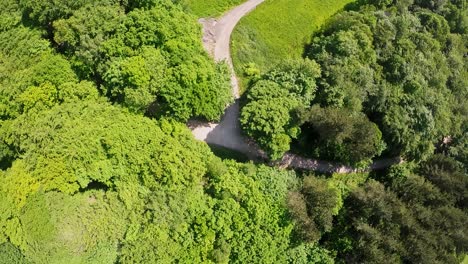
241,80,301,159
241,0,467,164
1,0,232,122
306,0,467,161
288,175,341,242
324,158,468,263
297,106,385,165
0,0,312,262
240,59,321,159
236,3,468,261
0,100,307,263
0,0,466,263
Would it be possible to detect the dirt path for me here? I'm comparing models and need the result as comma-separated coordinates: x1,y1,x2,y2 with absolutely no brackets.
276,154,403,173
191,0,265,160
213,0,265,98
190,0,401,173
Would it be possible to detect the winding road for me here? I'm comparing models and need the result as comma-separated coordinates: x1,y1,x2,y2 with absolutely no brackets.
189,0,402,173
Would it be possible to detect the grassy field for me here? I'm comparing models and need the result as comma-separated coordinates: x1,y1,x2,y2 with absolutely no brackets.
182,0,247,17
231,0,354,90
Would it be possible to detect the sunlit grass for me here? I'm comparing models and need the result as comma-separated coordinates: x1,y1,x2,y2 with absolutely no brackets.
183,0,247,17
231,0,354,91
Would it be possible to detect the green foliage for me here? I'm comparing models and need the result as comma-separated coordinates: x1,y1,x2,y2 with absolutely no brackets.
160,59,232,121
308,10,378,111
10,191,126,263
448,132,468,172
0,26,79,120
417,10,451,42
18,0,117,26
57,81,100,102
242,62,261,79
1,1,295,260
1,0,465,263
52,0,232,120
329,172,369,200
298,106,385,165
306,2,467,161
1,157,129,263
1,101,210,193
0,100,300,263
53,4,126,78
0,0,21,31
206,161,297,263
439,0,468,34
364,0,393,8
380,162,414,187
287,243,335,264
419,154,468,207
120,158,296,263
263,59,321,104
16,81,100,117
3,0,232,121
326,158,468,263
103,47,167,113
231,0,353,90
288,176,341,242
118,187,215,263
240,59,321,159
18,82,59,113
0,243,29,264
241,80,300,159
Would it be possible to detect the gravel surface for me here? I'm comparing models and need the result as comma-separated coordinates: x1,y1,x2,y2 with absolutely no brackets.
191,0,265,160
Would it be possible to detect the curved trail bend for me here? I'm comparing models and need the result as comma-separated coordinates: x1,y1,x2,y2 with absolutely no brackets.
190,0,265,160
189,0,402,173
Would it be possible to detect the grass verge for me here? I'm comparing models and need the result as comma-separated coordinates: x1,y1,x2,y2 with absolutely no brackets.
182,0,247,17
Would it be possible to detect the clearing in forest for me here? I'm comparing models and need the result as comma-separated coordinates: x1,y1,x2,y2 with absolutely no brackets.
231,0,354,90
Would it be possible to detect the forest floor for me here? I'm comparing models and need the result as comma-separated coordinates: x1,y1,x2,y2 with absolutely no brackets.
189,0,401,173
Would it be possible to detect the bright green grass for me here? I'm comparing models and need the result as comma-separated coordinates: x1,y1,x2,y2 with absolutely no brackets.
462,255,468,264
183,0,247,17
231,0,354,90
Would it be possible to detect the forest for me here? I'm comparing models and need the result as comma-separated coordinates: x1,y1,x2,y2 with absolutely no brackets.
0,0,467,263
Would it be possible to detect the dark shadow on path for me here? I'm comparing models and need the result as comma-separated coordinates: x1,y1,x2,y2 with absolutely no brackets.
205,100,265,161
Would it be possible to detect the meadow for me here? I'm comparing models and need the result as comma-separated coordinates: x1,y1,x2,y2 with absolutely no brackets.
231,0,354,90
182,0,247,17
